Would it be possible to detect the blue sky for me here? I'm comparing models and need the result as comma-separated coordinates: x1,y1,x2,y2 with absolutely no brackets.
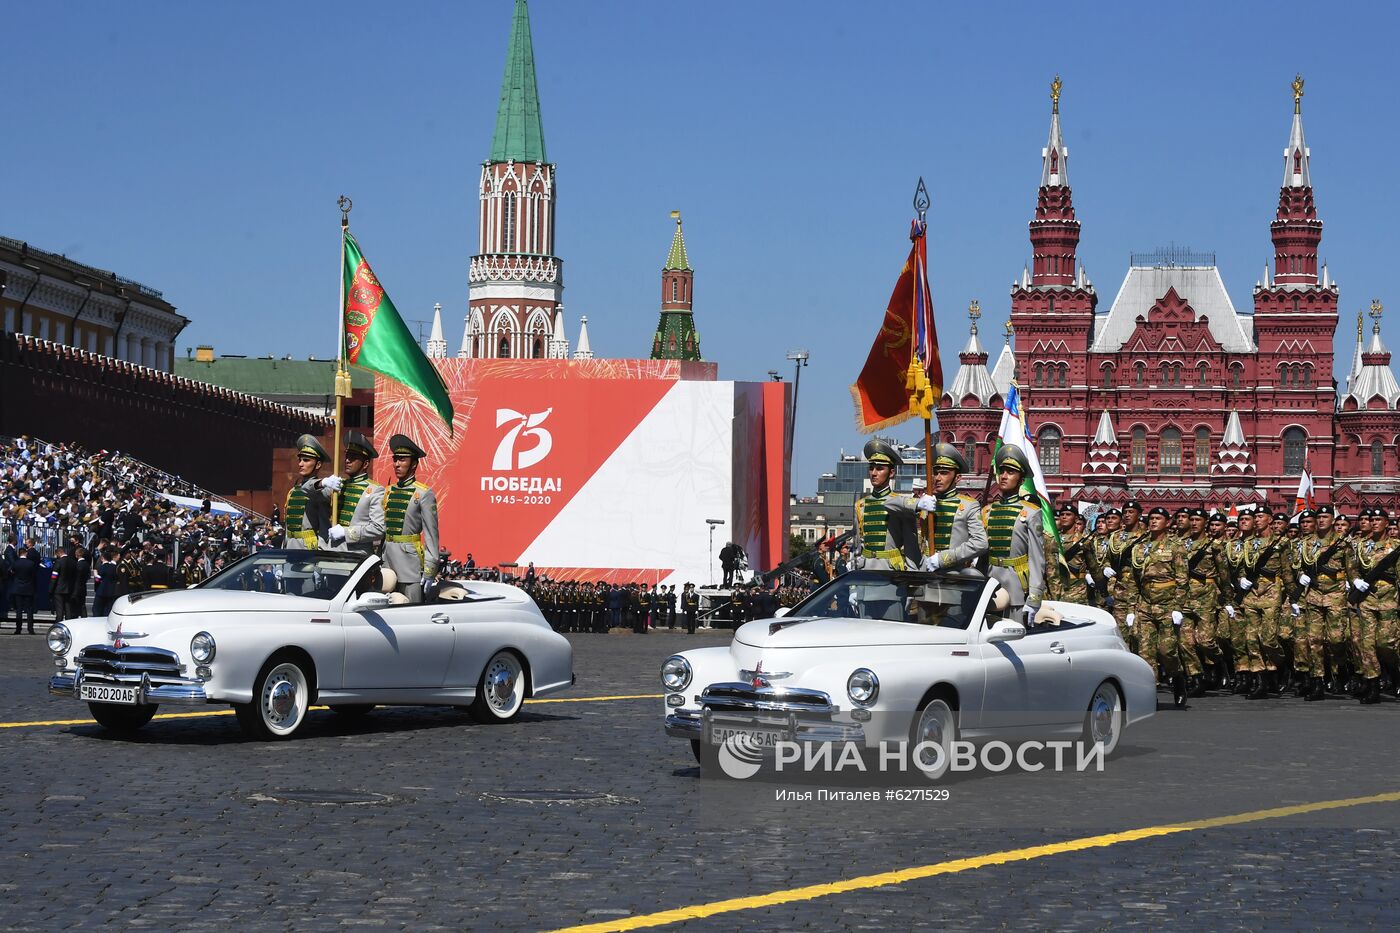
9,1,1400,493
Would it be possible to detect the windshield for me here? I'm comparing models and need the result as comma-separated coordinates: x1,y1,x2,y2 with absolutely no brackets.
787,570,988,629
199,549,366,600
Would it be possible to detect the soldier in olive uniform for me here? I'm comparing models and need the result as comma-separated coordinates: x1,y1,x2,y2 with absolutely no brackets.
1348,507,1392,704
852,440,924,571
1048,505,1099,606
284,434,336,549
914,443,988,573
1104,501,1145,647
1129,507,1189,706
1221,509,1255,691
1238,508,1289,698
979,445,1045,622
1180,507,1223,694
327,431,386,556
1295,504,1354,700
381,434,440,602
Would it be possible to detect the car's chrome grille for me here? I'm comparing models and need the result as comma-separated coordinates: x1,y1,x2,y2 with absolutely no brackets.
76,645,184,684
699,683,836,717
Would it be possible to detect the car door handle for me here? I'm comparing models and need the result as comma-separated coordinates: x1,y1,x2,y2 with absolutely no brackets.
1049,642,1066,654
431,613,451,624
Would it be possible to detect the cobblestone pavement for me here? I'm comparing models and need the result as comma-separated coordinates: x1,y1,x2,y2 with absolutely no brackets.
3,627,1400,930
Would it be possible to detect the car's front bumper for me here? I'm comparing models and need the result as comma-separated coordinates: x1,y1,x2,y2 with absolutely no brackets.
49,671,209,706
666,708,867,745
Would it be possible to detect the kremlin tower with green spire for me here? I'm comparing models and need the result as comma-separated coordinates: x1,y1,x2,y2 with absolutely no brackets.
651,212,702,361
464,0,570,361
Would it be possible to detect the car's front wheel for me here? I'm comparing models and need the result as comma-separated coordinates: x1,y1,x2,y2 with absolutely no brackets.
89,702,156,734
1082,680,1124,756
236,656,312,740
469,650,526,723
910,697,956,780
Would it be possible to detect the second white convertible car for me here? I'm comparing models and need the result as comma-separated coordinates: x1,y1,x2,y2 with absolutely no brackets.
662,569,1157,776
48,550,574,739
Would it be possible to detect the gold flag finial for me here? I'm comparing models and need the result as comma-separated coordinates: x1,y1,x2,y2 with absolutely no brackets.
1371,298,1384,325
1050,74,1062,114
968,299,981,323
1292,74,1304,113
670,210,681,224
1004,319,1015,344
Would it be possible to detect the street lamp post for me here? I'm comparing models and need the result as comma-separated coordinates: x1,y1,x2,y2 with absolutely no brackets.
706,518,725,588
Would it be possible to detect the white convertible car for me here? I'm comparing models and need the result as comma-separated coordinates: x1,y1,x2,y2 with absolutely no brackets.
662,569,1157,775
47,549,574,739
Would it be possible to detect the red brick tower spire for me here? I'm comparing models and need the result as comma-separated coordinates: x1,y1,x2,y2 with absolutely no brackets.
1030,74,1078,286
1272,74,1321,285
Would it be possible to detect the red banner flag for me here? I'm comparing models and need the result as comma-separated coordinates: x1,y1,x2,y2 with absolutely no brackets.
850,221,941,432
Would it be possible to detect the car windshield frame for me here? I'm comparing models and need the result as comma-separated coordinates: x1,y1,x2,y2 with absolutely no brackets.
197,549,369,600
786,570,990,629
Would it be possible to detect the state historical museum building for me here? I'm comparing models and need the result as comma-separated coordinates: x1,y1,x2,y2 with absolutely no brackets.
940,78,1400,514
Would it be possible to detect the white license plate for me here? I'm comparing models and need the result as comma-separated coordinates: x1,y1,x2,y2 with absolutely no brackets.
709,725,784,748
79,684,139,705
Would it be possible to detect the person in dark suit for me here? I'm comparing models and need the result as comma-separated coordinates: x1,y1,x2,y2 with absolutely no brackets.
71,546,91,619
10,546,41,634
682,583,700,634
665,585,678,629
0,541,16,625
49,543,79,623
719,542,738,588
91,546,119,617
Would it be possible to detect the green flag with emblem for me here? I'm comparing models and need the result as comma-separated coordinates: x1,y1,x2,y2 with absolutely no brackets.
342,232,454,432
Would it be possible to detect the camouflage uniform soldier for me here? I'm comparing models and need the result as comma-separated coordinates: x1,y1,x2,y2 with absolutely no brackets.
852,440,923,571
1104,502,1145,646
1221,510,1254,691
1348,508,1392,705
1048,505,1099,605
1129,507,1189,707
1239,510,1288,698
1180,507,1223,694
1294,506,1354,701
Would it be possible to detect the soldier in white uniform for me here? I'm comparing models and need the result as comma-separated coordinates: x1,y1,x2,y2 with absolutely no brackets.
283,435,338,550
380,434,439,602
915,443,988,573
326,430,386,557
852,440,922,570
979,444,1047,623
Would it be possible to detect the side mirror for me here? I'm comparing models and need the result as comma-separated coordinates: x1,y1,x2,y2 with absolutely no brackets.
774,607,790,618
985,619,1026,643
348,592,390,613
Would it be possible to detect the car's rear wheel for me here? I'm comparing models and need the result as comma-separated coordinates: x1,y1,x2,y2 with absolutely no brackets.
89,702,156,734
236,657,311,740
469,650,526,723
1082,680,1124,756
910,697,956,780
329,704,375,718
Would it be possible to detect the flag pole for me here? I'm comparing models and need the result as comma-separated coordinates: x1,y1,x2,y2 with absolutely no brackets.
332,195,354,521
912,178,936,543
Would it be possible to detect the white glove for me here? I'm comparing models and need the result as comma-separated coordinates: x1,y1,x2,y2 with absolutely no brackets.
321,474,344,493
1297,573,1311,587
1171,610,1184,626
1125,613,1136,628
1084,574,1095,587
1353,578,1370,593
1224,605,1237,619
922,553,942,572
328,525,347,545
916,495,939,513
1238,576,1253,591
1103,567,1117,579
1291,603,1301,617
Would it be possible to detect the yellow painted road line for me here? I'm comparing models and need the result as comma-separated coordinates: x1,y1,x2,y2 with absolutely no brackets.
547,789,1400,933
0,693,662,730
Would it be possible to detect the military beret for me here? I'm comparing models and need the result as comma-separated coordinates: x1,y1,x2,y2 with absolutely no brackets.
1207,512,1225,522
1316,504,1334,516
344,430,378,460
388,434,427,460
994,444,1031,476
930,442,967,473
1124,500,1142,512
1189,507,1206,518
864,438,902,466
295,434,328,462
1104,508,1121,518
1147,506,1170,519
1360,507,1375,518
1056,505,1077,516
1297,508,1316,519
1273,512,1289,522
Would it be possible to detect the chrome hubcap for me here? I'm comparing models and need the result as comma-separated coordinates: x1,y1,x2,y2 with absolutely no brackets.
1091,688,1117,744
485,655,522,713
262,665,305,731
915,706,948,766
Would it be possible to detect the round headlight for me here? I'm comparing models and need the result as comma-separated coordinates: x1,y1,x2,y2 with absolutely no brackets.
47,623,71,656
661,655,692,692
847,668,879,706
191,632,217,664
